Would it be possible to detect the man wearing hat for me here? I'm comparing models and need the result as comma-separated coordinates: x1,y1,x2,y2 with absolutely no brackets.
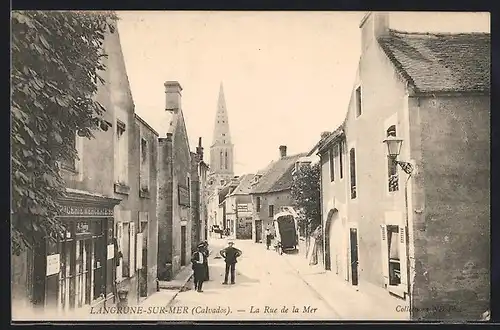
219,240,242,285
191,242,207,292
201,240,210,281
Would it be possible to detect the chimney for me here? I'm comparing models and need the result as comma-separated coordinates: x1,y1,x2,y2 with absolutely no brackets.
164,81,183,112
279,145,287,159
196,137,204,160
359,12,390,52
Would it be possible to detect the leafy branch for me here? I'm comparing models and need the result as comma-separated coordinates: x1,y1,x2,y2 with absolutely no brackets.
11,10,117,255
290,162,321,234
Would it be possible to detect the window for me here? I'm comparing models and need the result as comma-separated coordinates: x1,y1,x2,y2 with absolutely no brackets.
386,125,399,192
329,148,335,182
222,133,225,136
387,225,401,285
61,133,77,170
350,148,357,199
256,197,261,212
115,222,123,281
121,222,136,277
269,205,274,217
225,151,228,169
116,121,128,184
355,86,362,117
220,151,223,169
140,138,150,191
339,141,344,179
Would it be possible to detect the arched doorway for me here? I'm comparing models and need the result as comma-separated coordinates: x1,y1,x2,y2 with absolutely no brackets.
324,208,339,271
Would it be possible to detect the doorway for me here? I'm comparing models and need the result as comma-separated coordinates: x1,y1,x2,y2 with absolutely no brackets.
349,228,359,286
181,226,186,266
255,220,262,243
139,221,148,298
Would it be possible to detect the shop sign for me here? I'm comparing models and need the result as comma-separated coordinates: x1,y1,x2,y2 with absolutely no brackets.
60,205,113,217
46,254,60,276
107,244,114,260
76,221,91,234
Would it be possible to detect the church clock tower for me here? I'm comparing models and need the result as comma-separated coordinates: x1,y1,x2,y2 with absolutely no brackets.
208,82,235,190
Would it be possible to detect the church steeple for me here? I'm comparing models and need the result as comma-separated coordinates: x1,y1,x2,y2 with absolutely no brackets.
209,82,234,181
212,83,232,147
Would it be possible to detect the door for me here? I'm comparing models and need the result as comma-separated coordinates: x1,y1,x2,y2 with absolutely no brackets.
180,226,186,266
349,228,359,286
255,220,262,243
139,222,148,297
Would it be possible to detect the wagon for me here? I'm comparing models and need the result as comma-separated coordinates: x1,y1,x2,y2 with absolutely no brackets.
273,211,299,254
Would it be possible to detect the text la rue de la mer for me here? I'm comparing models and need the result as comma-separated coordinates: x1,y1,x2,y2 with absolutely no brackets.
249,305,318,314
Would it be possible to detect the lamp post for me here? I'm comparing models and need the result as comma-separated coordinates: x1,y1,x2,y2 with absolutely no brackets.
382,135,413,314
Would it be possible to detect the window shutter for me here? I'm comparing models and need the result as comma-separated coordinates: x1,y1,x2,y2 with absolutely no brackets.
116,223,123,280
129,222,136,277
399,226,408,293
136,233,143,270
380,225,389,286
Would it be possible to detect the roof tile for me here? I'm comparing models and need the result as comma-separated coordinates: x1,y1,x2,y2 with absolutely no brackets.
378,30,490,93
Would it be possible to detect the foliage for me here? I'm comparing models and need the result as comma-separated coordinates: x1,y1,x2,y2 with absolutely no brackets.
11,11,117,255
290,162,321,234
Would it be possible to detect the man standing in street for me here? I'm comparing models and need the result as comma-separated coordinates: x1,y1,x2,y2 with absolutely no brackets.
202,240,210,281
220,241,242,285
191,243,207,292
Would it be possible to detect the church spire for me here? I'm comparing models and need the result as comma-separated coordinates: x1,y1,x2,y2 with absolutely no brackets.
209,81,234,179
211,82,231,146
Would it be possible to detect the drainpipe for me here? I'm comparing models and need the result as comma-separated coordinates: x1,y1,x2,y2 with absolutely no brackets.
404,172,413,315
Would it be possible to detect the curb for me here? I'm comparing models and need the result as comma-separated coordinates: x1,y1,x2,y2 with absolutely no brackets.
282,255,343,318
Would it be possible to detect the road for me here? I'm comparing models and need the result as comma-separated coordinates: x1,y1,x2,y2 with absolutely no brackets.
166,238,340,321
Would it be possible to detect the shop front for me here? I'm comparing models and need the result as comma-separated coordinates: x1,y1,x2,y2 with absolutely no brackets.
36,190,122,313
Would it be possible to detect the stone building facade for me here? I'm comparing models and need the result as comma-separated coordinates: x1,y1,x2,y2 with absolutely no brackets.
318,12,490,320
190,137,209,253
250,146,307,243
157,81,193,281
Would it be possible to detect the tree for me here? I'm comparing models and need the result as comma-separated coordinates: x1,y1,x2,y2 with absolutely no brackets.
290,162,321,234
11,11,117,255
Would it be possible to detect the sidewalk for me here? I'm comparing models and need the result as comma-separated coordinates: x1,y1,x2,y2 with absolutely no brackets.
283,252,410,320
139,241,220,309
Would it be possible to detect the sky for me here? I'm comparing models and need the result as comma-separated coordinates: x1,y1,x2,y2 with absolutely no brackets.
116,11,490,175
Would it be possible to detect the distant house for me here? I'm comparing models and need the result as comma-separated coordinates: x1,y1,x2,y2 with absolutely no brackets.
250,146,308,243
318,12,490,320
190,137,209,254
224,174,256,239
217,176,242,237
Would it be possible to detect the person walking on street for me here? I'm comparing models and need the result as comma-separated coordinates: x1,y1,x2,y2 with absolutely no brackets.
201,240,210,281
265,227,273,250
191,243,207,292
220,241,242,285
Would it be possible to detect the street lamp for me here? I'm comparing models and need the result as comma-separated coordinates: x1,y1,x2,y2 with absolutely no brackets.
382,135,413,314
382,136,414,175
